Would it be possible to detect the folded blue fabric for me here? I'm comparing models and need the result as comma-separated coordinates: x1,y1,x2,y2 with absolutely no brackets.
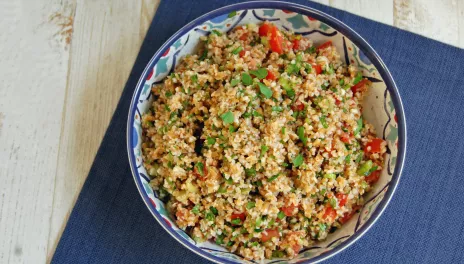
52,0,464,263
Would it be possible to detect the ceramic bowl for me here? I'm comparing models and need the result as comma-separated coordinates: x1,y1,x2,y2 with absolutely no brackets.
127,1,406,263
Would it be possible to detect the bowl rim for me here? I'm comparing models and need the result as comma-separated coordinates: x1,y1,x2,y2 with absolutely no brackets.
126,1,407,263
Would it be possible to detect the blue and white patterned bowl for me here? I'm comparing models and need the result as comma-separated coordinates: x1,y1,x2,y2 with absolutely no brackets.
127,1,407,263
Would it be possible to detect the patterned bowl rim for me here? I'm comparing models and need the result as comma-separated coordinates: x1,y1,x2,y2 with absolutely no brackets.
126,1,407,263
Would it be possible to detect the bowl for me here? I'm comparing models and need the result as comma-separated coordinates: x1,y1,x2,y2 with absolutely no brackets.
127,1,406,263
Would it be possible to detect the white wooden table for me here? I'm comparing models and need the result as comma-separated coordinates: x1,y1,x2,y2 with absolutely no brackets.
0,0,462,263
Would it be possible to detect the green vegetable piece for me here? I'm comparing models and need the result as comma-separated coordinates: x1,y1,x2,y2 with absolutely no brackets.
225,177,233,184
165,91,173,97
210,206,218,216
241,73,253,85
345,154,351,163
297,126,307,144
205,212,215,221
367,165,379,175
268,218,275,227
232,46,243,55
218,184,227,193
249,68,268,80
267,173,280,182
272,250,285,258
221,111,234,124
318,223,327,232
329,198,337,208
231,218,242,225
199,49,208,60
306,46,316,53
230,78,240,87
354,117,363,135
355,151,364,163
228,11,237,18
195,162,204,176
191,74,198,83
353,72,363,85
258,82,272,99
357,160,373,176
191,205,200,214
215,233,225,245
255,217,262,226
242,112,252,118
229,125,237,133
245,168,256,177
324,173,336,180
320,115,329,128
207,137,216,145
339,79,345,86
292,154,304,167
252,110,262,117
253,180,263,187
246,202,256,210
277,211,286,220
260,145,269,158
272,106,283,112
281,127,286,135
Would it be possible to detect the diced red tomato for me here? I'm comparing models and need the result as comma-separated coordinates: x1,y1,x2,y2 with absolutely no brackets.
281,204,297,216
323,205,337,221
239,32,248,41
231,212,246,222
193,164,208,181
292,39,300,50
292,244,301,255
176,210,184,220
239,49,246,57
364,138,384,153
351,79,369,94
265,70,276,81
340,132,351,143
317,41,332,51
339,205,361,224
365,170,381,184
312,63,322,74
291,101,304,111
336,193,348,207
259,23,285,54
261,228,279,242
259,23,273,37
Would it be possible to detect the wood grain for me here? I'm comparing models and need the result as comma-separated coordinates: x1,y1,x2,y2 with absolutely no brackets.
0,0,462,263
0,0,75,263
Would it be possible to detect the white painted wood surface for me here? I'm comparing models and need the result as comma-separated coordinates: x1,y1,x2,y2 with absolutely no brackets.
0,0,462,263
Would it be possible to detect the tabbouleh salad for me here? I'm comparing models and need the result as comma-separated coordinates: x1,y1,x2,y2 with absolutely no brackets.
141,21,386,260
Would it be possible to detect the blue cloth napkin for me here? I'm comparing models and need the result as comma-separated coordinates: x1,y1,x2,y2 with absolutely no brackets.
52,0,464,263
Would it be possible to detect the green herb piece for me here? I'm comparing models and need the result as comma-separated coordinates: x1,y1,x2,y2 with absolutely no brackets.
319,188,326,195
325,64,335,75
357,160,373,176
245,168,256,177
254,228,263,233
260,145,269,158
367,165,379,175
355,151,364,163
292,154,304,167
272,106,283,112
250,241,259,247
199,49,208,60
353,72,363,85
195,162,204,176
252,110,262,117
228,11,237,18
242,112,252,118
268,218,275,227
211,29,222,36
230,78,239,87
232,46,243,55
207,137,216,145
165,91,173,98
210,206,218,216
231,218,242,225
253,180,263,187
215,233,225,245
272,250,285,258
191,205,200,214
277,211,286,219
361,181,369,188
320,115,329,128
249,68,268,80
318,223,327,232
324,173,336,180
225,177,233,184
229,125,236,133
321,82,329,90
221,111,234,124
241,72,253,85
246,202,256,210
339,79,345,86
191,74,198,83
329,198,337,208
345,154,351,163
267,173,280,182
205,212,215,221
306,46,316,53
227,241,234,247
297,126,307,145
278,77,295,98
281,127,286,135
258,82,272,99
354,117,363,135
255,217,262,226
218,184,227,193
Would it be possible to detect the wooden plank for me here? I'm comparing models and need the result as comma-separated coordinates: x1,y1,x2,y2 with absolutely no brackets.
0,0,75,263
394,0,462,48
46,0,160,261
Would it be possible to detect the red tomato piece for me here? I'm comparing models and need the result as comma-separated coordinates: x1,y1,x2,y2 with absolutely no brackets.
291,101,304,111
292,244,301,255
312,63,322,74
340,132,350,143
364,138,384,153
351,79,369,94
336,193,348,207
269,29,284,54
365,170,381,184
261,228,279,242
231,212,246,222
193,165,208,181
339,205,361,224
317,40,332,51
265,70,276,81
239,32,248,41
281,204,297,216
323,205,337,221
239,49,246,57
292,39,300,50
259,23,273,36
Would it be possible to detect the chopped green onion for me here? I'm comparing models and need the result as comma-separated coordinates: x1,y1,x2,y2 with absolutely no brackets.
191,74,198,83
225,177,233,184
242,112,252,118
253,180,263,187
324,173,336,180
272,250,285,258
258,82,272,99
230,78,239,87
297,126,307,145
215,233,225,245
191,205,200,214
165,91,173,97
353,72,363,85
260,36,269,46
207,137,216,145
292,154,304,167
339,79,345,86
199,49,208,60
277,211,286,219
252,110,262,117
195,162,204,176
227,241,234,247
367,166,379,175
231,46,243,55
357,160,373,176
205,212,215,221
318,223,327,232
354,117,363,135
210,206,218,215
268,218,275,227
231,218,241,225
267,173,280,182
306,46,316,53
329,198,337,208
229,125,237,133
260,145,269,158
221,111,234,124
255,217,262,226
245,168,256,177
218,184,227,193
361,181,369,188
345,154,351,163
246,202,256,209
355,151,364,163
249,68,268,80
320,115,329,128
272,105,283,112
241,72,253,85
